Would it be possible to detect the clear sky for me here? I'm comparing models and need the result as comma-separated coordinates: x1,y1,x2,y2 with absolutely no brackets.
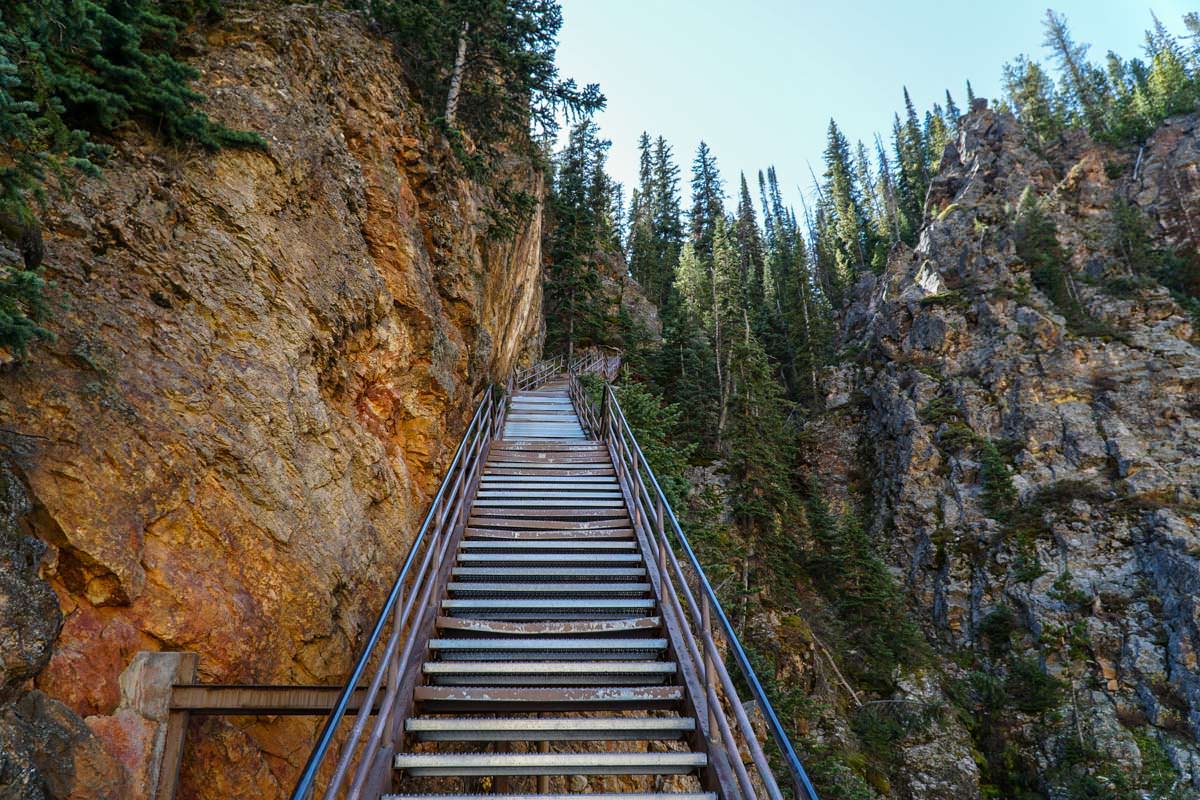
554,0,1192,214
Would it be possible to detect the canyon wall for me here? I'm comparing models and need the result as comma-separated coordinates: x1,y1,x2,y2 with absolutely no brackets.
0,5,544,798
803,106,1200,797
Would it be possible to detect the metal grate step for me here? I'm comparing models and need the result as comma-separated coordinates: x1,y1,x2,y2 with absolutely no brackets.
385,794,715,800
404,716,695,742
393,751,707,776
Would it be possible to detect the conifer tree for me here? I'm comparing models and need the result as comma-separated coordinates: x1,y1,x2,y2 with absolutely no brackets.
945,89,962,130
1140,15,1198,123
1002,56,1065,146
366,0,603,144
734,173,767,314
893,88,930,243
689,141,724,260
544,120,615,355
627,133,658,296
1042,10,1110,134
652,137,684,298
819,119,871,305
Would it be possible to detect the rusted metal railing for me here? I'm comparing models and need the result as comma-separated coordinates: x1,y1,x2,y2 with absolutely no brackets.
290,386,504,800
570,374,821,800
508,353,565,394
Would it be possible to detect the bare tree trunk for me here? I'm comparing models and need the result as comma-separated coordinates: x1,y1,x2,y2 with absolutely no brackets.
444,21,470,124
710,265,726,447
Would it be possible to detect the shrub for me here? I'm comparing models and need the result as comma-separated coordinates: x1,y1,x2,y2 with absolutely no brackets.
1005,656,1064,714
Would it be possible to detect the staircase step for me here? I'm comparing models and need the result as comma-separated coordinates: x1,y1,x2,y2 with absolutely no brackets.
393,751,706,776
447,582,651,597
386,794,714,800
442,597,656,614
415,685,684,711
452,567,646,579
465,528,633,540
459,540,636,550
404,716,695,742
429,638,667,652
457,553,642,563
473,500,626,508
435,616,662,635
423,660,676,685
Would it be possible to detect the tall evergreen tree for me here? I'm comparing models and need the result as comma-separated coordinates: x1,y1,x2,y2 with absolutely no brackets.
1002,55,1065,146
734,173,767,314
1042,10,1109,135
366,0,603,143
689,141,724,259
893,88,930,243
544,120,616,355
819,119,871,305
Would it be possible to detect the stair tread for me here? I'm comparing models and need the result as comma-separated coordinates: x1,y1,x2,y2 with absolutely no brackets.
385,794,714,800
394,752,706,766
422,660,676,673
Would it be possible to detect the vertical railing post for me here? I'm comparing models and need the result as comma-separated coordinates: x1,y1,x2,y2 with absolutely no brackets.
702,594,718,743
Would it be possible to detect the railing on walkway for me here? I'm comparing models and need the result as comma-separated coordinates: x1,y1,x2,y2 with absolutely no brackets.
290,386,504,800
569,372,821,800
509,353,564,393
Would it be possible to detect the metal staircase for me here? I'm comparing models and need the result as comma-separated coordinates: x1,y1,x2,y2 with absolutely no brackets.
290,352,819,800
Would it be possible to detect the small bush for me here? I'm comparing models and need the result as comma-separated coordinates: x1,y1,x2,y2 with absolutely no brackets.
1005,656,1064,714
979,605,1017,654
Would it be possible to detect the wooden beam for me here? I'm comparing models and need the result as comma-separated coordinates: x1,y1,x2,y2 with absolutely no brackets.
155,652,197,800
169,684,380,716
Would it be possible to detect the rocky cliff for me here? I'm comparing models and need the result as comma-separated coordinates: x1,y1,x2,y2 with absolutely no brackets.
0,5,544,799
805,106,1200,797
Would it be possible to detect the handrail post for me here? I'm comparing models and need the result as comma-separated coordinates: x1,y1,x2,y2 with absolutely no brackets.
702,594,718,744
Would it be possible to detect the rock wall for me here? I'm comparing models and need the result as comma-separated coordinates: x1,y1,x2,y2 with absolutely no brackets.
0,6,544,799
816,107,1200,796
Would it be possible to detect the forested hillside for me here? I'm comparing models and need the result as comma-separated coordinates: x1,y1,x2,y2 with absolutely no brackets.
542,10,1200,799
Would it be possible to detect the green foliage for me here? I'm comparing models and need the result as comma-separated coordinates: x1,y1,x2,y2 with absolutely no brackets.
0,264,52,356
611,380,694,510
0,0,263,356
626,133,683,311
356,0,602,143
979,605,1017,654
543,120,619,352
1013,189,1119,339
979,439,1018,521
804,482,925,688
1004,655,1064,714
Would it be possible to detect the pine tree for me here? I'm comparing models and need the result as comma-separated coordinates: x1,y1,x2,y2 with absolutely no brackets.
819,119,871,304
627,133,658,296
688,141,724,260
1002,56,1065,146
1139,15,1198,124
544,120,615,355
366,0,603,144
734,173,766,314
893,88,930,243
651,136,684,309
945,89,962,130
1042,10,1110,135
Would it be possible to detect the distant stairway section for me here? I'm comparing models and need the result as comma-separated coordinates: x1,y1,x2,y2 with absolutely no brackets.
289,350,820,800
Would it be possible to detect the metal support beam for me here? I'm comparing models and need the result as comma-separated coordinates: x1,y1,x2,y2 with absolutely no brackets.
169,684,381,716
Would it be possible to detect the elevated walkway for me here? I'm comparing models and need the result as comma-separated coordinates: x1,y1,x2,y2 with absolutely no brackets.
289,352,820,800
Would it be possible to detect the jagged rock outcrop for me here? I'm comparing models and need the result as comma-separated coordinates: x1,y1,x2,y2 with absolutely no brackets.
819,107,1200,796
0,5,544,799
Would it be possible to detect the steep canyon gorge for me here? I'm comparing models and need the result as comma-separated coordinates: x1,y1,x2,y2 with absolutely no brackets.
1,4,1200,800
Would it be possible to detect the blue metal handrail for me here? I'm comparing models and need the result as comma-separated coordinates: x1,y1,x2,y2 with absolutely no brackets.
290,387,497,800
593,378,820,800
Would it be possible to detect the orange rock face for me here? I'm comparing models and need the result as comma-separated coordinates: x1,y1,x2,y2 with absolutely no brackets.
0,6,543,797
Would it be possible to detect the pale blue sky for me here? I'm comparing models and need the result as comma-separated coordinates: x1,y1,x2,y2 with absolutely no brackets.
555,0,1193,214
